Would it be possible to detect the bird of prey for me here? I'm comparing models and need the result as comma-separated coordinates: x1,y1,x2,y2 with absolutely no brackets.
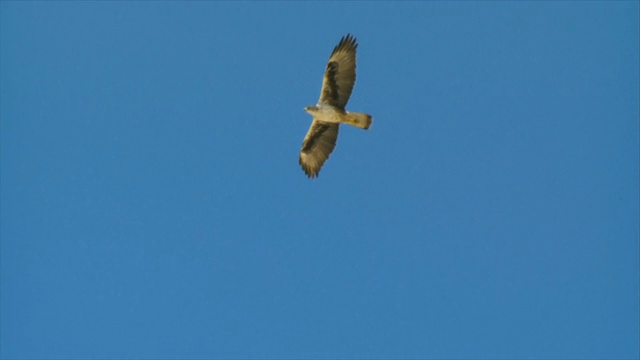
299,34,372,178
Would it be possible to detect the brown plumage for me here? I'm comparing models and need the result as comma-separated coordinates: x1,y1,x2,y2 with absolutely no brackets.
299,34,372,178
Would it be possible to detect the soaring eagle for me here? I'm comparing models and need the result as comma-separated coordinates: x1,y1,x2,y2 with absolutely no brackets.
299,34,372,178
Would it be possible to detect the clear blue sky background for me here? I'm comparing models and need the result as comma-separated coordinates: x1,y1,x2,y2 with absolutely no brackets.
1,2,638,359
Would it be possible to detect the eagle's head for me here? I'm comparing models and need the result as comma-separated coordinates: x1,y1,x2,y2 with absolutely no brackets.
304,105,319,116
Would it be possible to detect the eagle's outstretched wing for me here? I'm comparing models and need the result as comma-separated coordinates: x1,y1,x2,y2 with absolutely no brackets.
318,34,357,109
299,120,339,178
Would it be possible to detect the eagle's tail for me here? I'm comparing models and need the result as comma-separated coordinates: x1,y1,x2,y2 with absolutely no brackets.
342,112,372,130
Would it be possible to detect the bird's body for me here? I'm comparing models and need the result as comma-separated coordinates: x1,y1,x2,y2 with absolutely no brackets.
304,104,346,124
304,105,372,128
299,34,372,178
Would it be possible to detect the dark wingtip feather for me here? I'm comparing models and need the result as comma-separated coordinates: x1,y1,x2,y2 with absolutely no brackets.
299,156,319,179
332,34,358,55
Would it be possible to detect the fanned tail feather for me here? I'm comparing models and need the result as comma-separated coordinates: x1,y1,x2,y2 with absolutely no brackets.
343,112,372,129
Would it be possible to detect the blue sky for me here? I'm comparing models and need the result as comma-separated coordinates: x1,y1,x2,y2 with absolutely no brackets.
1,2,638,359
